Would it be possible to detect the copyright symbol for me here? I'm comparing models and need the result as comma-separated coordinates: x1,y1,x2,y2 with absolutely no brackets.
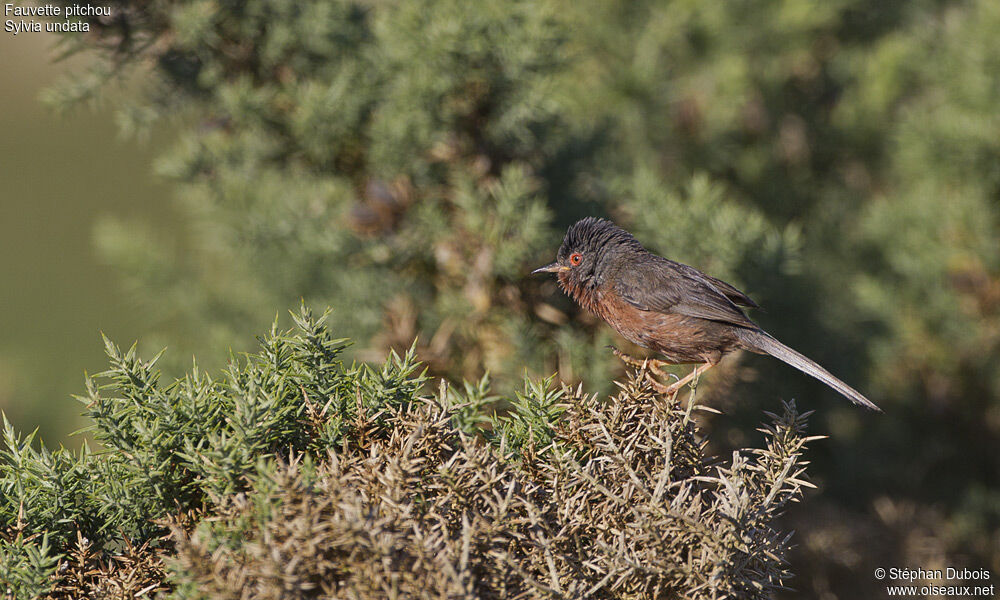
875,568,886,580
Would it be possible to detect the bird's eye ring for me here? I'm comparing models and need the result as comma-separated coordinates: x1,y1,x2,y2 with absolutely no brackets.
569,252,582,266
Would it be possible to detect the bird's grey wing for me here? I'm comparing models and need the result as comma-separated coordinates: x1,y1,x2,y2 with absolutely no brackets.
702,273,759,309
614,259,759,329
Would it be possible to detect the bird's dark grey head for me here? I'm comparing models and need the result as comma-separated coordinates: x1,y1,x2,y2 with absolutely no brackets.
532,217,645,286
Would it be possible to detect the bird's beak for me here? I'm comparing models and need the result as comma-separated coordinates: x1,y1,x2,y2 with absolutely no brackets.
532,262,565,274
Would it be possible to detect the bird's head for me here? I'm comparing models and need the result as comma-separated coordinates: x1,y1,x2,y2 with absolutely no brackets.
532,217,644,288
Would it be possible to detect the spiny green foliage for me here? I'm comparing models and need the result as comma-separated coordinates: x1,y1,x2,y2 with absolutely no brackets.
2,308,816,598
0,529,59,600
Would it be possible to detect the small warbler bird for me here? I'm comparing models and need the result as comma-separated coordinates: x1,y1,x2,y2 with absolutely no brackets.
533,217,879,411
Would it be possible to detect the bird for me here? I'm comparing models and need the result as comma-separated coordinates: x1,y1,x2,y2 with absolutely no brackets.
533,217,880,411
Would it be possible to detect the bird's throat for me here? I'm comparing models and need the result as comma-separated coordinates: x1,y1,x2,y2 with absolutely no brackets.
559,273,602,316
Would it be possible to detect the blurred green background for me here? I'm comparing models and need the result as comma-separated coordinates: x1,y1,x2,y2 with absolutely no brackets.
3,0,999,597
0,31,173,443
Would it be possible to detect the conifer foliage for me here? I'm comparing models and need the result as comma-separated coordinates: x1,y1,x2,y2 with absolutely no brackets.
1,308,817,599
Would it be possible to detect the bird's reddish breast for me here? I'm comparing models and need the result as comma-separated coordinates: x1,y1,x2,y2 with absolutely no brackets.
560,276,654,347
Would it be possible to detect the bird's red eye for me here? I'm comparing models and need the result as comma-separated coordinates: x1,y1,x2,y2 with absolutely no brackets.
569,252,582,266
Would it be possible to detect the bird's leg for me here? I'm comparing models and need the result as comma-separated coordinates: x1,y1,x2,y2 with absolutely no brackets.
663,362,716,395
642,372,673,395
608,346,683,393
609,346,647,368
609,346,675,379
645,362,673,381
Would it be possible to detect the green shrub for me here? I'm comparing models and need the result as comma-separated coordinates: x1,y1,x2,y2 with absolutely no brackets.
2,308,817,599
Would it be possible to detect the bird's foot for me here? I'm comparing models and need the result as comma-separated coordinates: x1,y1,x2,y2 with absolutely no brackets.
608,346,673,377
643,372,676,395
609,346,681,392
661,380,687,396
609,345,644,367
658,363,716,396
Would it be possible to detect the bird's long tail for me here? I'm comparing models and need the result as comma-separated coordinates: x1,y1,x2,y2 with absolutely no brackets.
735,328,881,412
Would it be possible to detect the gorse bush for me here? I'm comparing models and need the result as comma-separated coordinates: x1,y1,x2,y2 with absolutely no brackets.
1,308,818,599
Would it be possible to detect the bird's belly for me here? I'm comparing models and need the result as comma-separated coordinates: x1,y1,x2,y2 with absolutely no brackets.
597,296,736,364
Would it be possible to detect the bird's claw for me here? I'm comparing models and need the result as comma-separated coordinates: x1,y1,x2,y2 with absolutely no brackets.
610,346,665,370
610,346,683,394
644,372,675,395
